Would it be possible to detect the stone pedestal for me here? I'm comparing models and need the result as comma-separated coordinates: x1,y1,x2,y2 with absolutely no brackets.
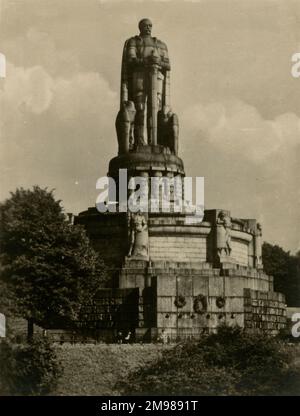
75,207,287,341
74,19,286,341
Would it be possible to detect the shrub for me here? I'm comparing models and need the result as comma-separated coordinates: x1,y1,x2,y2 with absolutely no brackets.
0,336,62,396
118,325,300,396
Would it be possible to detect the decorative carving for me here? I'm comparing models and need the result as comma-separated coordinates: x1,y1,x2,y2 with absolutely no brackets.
119,19,173,147
254,222,263,268
174,295,186,308
216,296,226,309
157,106,179,154
128,212,148,258
216,211,232,258
115,101,136,154
193,294,207,314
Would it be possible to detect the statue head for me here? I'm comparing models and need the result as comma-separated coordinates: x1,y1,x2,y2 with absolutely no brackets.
219,210,226,220
139,18,152,37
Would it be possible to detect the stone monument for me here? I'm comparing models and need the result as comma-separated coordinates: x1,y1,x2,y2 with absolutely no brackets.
75,19,287,341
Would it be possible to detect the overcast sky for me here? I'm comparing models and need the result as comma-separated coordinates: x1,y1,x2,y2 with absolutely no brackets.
0,0,300,252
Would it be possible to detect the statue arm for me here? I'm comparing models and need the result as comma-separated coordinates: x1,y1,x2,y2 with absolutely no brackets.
160,42,171,71
120,40,129,104
126,37,143,67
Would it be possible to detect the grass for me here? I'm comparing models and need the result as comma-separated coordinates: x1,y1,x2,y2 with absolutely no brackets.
52,343,171,396
51,341,300,396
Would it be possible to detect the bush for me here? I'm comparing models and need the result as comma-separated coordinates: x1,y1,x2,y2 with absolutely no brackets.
0,336,62,396
118,326,300,396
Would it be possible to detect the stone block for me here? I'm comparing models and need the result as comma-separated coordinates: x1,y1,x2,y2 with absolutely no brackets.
225,297,244,312
177,275,193,296
224,276,245,297
157,274,177,296
157,312,177,328
209,276,225,296
193,275,208,296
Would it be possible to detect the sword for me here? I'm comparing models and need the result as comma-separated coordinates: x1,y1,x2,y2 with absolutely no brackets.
149,54,160,146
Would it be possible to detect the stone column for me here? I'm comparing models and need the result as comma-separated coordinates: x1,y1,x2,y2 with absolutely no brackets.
150,170,163,213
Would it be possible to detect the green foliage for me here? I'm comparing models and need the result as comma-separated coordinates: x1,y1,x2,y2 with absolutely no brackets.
0,336,62,396
263,242,300,306
52,344,169,395
118,326,300,396
0,186,109,327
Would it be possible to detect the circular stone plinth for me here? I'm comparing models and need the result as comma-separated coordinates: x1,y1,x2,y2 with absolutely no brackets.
108,145,185,178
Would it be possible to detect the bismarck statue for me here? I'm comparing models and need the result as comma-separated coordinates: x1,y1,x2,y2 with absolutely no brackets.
116,18,178,154
75,19,287,341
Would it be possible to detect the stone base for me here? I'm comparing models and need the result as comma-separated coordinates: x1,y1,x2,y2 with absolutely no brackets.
75,208,287,339
125,255,149,262
135,327,158,343
108,145,185,178
116,259,286,340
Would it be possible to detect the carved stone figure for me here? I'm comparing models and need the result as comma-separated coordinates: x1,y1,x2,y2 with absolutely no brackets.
115,100,136,154
254,223,263,268
168,111,179,155
120,18,171,146
216,211,232,258
157,106,179,154
128,212,149,258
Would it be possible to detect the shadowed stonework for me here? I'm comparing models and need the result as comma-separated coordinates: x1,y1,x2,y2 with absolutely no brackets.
75,20,286,342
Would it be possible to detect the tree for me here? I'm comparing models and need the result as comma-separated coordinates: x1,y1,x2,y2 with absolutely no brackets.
262,242,300,307
0,335,62,396
0,186,108,331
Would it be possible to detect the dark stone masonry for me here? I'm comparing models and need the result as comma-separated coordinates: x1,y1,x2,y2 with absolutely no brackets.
75,19,286,341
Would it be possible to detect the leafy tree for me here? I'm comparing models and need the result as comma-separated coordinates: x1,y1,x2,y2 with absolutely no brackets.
0,335,62,396
0,186,108,331
263,242,300,306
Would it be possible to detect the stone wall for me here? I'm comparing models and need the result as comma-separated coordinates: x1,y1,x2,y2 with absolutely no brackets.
76,210,259,270
75,208,286,340
154,263,277,339
149,236,206,262
244,288,287,335
231,239,249,266
117,259,278,340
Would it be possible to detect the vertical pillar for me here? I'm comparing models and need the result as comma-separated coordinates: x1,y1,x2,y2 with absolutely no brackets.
151,170,163,212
